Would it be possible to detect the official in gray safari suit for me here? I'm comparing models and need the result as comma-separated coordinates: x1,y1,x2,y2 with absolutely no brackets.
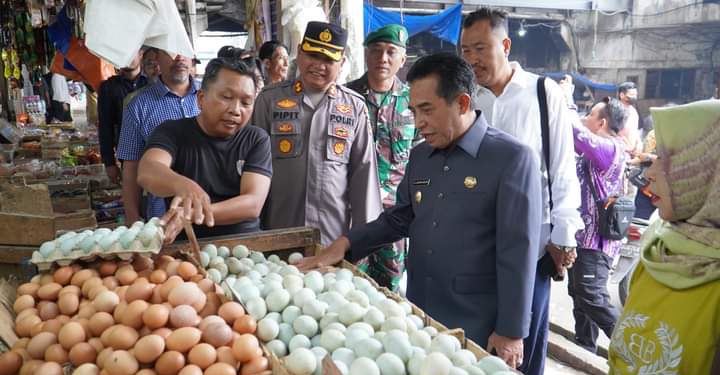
298,53,542,369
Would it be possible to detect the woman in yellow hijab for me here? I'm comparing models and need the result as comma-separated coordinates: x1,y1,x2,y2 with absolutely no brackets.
608,99,720,374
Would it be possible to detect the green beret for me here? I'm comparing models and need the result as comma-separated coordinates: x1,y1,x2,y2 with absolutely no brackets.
364,24,408,48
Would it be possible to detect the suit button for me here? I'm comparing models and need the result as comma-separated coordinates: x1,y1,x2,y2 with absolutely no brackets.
443,165,450,172
438,192,444,199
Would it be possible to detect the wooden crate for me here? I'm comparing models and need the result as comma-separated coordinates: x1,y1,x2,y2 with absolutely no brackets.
0,209,97,247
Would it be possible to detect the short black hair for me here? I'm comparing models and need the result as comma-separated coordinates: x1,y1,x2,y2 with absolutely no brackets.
201,57,257,90
462,8,509,35
618,81,636,95
406,53,477,104
259,40,287,61
599,97,627,134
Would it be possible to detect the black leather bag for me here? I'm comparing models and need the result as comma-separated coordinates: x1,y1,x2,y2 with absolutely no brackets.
584,162,636,241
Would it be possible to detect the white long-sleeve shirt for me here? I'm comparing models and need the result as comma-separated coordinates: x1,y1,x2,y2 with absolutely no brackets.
474,62,583,249
51,73,72,104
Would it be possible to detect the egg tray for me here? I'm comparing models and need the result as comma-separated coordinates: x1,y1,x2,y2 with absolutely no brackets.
30,234,164,272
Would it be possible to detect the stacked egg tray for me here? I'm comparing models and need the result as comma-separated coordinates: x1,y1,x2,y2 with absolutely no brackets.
31,218,165,271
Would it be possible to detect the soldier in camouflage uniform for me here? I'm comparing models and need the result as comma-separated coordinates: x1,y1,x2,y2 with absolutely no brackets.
347,24,419,292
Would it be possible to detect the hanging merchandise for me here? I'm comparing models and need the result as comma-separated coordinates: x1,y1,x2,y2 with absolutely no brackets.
364,3,463,45
84,0,194,69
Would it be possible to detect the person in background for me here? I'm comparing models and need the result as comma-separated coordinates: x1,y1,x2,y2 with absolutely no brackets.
138,58,272,242
50,73,73,122
298,53,541,370
117,50,199,223
617,82,642,159
346,24,418,292
460,8,584,374
251,21,382,246
571,97,627,354
218,46,264,95
558,74,576,109
99,49,149,184
608,100,720,375
142,47,161,84
259,40,289,85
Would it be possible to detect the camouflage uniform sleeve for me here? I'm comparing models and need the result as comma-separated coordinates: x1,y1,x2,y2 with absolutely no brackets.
349,101,383,227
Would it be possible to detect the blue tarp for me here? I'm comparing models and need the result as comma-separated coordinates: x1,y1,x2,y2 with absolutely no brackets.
364,3,463,45
545,72,618,92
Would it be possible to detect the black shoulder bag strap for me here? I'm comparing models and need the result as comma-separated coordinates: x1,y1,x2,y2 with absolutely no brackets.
537,76,552,212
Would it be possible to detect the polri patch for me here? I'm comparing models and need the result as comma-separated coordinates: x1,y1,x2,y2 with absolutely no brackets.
276,99,298,109
278,139,293,154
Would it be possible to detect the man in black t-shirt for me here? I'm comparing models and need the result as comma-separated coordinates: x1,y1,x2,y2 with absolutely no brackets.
137,58,272,242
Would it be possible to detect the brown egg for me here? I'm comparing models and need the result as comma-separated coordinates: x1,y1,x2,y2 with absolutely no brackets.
176,262,198,281
17,283,40,299
116,267,138,286
77,304,97,320
26,331,57,359
15,314,42,338
37,301,58,321
198,300,219,318
133,256,154,272
59,284,81,298
43,343,68,363
58,293,80,316
125,282,155,302
37,283,62,301
73,363,101,375
198,316,226,332
71,269,96,287
89,285,110,300
82,278,104,298
18,359,42,375
96,347,114,368
113,301,128,322
155,351,185,375
142,304,170,330
159,276,184,302
232,315,257,335
166,327,201,353
39,274,55,286
58,322,86,350
187,343,216,370
99,325,119,347
108,325,139,350
214,347,237,368
99,262,119,277
205,362,236,375
178,364,203,375
91,290,119,315
165,261,181,277
121,300,149,329
41,319,63,336
190,274,204,283
170,305,200,328
202,323,233,348
104,350,138,375
137,370,159,375
13,295,35,314
69,342,98,366
102,276,119,291
56,315,71,324
87,312,114,337
88,337,105,353
33,361,63,375
196,279,214,294
153,327,173,339
73,317,92,338
133,334,165,364
13,338,30,350
0,351,23,375
29,322,45,337
149,270,167,284
53,266,74,286
231,334,259,363
217,302,244,326
240,356,268,375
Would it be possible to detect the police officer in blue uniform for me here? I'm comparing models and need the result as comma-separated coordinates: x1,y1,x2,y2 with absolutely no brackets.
298,53,542,370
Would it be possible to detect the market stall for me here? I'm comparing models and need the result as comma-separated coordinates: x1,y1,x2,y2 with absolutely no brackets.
0,226,519,375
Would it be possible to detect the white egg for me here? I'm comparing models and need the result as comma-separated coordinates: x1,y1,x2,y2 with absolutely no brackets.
352,337,383,359
257,317,280,342
138,224,157,246
217,246,230,258
250,251,266,263
410,330,432,351
266,339,287,357
450,366,470,375
279,264,301,276
421,352,453,375
246,296,268,320
288,252,304,265
332,347,356,368
347,322,374,338
349,357,380,375
39,241,56,258
451,350,477,367
352,276,372,291
203,244,218,258
346,289,370,308
293,315,319,337
324,322,347,334
210,256,225,268
267,254,281,263
320,329,345,352
382,316,408,332
320,313,341,330
304,271,325,293
408,350,428,375
463,365,488,375
407,315,425,331
213,262,229,278
119,229,139,249
330,280,354,296
254,263,270,276
237,284,260,303
226,257,244,274
289,335,312,352
310,346,328,359
310,334,322,348
338,302,365,325
207,269,222,284
362,306,386,330
278,323,295,345
283,274,304,295
285,347,317,375
377,299,405,318
303,299,328,320
383,329,413,362
430,334,461,357
293,288,317,309
282,305,303,324
377,352,406,375
333,360,349,375
266,288,291,312
265,312,282,323
200,252,210,267
232,244,250,258
423,326,439,337
476,356,509,374
335,268,354,282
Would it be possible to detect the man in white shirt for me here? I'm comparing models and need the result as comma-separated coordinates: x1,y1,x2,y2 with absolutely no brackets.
617,82,641,156
50,73,73,122
460,8,583,375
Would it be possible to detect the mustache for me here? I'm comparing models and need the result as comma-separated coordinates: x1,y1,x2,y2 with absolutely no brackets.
171,63,189,70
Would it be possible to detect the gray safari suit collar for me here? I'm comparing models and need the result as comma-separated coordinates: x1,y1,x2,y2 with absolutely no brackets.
430,110,488,159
